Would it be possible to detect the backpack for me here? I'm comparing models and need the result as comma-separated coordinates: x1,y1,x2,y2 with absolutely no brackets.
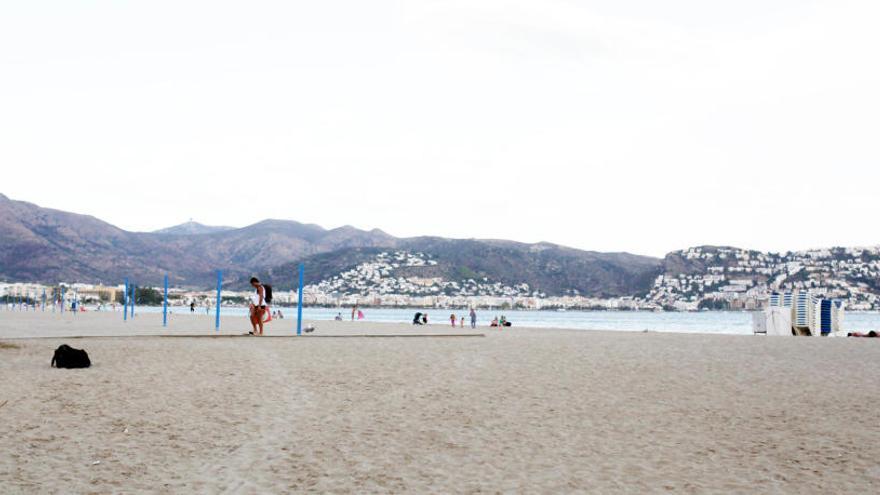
263,284,273,304
51,344,91,369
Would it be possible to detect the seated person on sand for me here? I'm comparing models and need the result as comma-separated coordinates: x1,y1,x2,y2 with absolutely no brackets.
413,312,424,325
491,317,499,327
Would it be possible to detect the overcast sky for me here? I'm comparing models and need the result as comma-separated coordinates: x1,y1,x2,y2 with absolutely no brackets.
1,1,878,257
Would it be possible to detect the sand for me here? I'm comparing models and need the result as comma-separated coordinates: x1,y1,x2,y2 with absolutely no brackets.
1,311,879,493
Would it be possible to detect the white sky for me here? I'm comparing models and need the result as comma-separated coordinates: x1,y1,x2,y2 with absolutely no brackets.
1,1,878,257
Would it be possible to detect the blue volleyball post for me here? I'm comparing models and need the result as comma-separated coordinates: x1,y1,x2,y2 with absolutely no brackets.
215,270,222,331
296,263,305,336
163,274,168,328
73,289,78,315
130,284,135,319
123,278,129,321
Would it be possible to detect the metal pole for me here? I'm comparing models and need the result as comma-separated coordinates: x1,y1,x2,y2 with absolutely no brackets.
73,289,78,315
130,284,135,318
297,263,305,335
215,270,222,331
42,289,46,312
124,278,128,321
163,274,168,327
60,287,65,313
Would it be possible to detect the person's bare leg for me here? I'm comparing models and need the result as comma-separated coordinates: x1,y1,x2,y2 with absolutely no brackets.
249,305,258,334
257,308,264,335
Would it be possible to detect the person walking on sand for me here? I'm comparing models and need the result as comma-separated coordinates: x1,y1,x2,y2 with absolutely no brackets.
249,277,268,336
470,308,477,329
450,313,457,327
190,302,195,313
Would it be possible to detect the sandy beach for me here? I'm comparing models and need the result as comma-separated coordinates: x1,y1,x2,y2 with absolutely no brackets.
1,311,879,493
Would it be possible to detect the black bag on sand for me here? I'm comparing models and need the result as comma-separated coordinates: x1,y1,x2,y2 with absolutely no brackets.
51,344,91,369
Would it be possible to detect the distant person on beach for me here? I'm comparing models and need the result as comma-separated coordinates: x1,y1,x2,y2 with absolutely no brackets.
491,316,499,327
351,305,357,321
450,314,457,327
190,302,195,313
249,277,267,336
335,313,343,321
422,313,428,325
470,308,477,329
460,315,464,328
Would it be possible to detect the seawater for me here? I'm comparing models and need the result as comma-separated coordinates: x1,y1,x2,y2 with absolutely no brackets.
128,307,880,335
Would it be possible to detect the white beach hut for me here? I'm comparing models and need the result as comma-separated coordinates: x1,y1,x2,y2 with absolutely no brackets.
753,306,793,336
766,306,793,336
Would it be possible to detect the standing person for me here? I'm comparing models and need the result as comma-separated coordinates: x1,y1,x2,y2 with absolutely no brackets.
450,313,457,327
469,308,477,329
351,305,358,321
190,302,195,313
249,277,268,336
460,315,465,328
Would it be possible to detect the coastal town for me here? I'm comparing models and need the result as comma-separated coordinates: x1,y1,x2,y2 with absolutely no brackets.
648,246,880,311
3,246,880,311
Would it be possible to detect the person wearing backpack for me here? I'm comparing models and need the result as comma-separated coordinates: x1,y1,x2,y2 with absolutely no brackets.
248,277,273,336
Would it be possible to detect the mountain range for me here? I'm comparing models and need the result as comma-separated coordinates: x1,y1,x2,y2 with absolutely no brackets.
0,193,662,295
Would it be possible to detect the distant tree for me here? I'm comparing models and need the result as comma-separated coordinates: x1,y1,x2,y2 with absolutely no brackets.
698,298,729,311
136,287,164,306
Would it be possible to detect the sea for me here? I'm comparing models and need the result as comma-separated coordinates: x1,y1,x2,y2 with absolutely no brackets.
122,306,880,335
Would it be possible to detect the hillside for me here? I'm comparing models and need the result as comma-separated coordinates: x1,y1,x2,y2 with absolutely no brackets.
648,246,880,310
0,194,662,297
261,240,662,297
